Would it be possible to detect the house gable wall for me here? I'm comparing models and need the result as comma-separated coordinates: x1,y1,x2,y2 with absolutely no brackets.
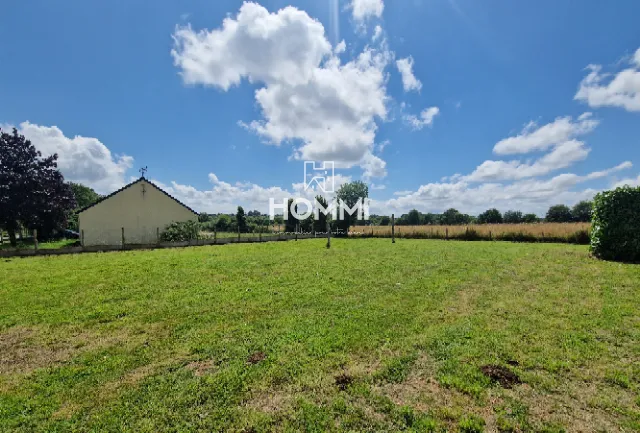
79,180,197,246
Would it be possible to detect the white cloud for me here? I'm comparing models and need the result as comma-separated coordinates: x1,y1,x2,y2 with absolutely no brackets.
493,113,598,155
376,167,621,216
466,139,591,182
372,25,383,42
612,174,640,188
6,122,133,194
172,2,391,178
335,40,346,54
404,106,440,130
396,56,422,92
575,47,640,112
154,172,354,214
351,0,384,21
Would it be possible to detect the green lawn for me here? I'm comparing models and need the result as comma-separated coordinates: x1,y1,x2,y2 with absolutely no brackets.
0,239,638,432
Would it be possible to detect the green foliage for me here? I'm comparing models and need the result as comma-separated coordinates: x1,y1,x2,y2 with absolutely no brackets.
0,128,76,244
379,215,390,226
571,200,593,222
522,213,539,223
335,181,369,235
546,205,572,222
503,210,523,224
236,206,247,233
69,182,101,209
477,208,503,224
441,208,472,225
314,195,329,232
215,214,232,232
285,198,297,233
591,186,640,262
160,220,201,242
406,209,422,225
458,414,486,432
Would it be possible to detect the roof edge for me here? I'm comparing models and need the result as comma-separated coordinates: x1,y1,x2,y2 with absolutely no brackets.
77,177,199,216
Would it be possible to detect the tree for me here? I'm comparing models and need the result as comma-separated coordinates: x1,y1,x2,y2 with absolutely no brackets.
314,195,329,232
503,210,523,224
66,182,101,231
546,204,572,223
477,208,503,224
379,215,391,226
236,206,248,233
522,213,539,223
69,182,101,209
285,198,298,233
198,212,211,223
572,200,593,222
406,209,421,225
441,208,464,225
0,128,76,245
215,214,232,231
335,181,369,235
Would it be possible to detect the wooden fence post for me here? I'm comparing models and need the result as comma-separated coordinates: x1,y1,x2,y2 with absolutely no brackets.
489,231,492,241
391,214,395,243
214,226,217,244
446,228,449,240
81,230,85,246
33,229,38,251
121,227,125,250
237,224,240,242
326,220,331,249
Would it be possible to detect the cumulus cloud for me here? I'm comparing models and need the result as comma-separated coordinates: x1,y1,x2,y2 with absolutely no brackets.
404,106,440,130
350,0,384,21
575,47,640,112
5,122,133,194
493,113,598,155
154,172,353,214
376,168,619,216
172,2,391,178
396,56,422,92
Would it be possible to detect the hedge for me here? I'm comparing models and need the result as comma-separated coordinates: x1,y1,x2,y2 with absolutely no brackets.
591,186,640,262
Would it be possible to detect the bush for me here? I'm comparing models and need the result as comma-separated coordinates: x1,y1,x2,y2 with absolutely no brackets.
591,186,640,262
160,221,201,242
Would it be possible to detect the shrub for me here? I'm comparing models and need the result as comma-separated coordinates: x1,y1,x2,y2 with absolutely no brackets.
160,221,201,242
591,186,640,262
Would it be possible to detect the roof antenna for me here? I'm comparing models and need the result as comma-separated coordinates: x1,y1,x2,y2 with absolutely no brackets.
139,166,148,178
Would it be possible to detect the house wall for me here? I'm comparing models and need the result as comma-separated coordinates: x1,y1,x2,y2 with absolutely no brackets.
79,180,197,246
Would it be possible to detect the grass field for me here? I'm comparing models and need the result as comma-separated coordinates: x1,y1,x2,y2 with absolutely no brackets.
1,239,638,432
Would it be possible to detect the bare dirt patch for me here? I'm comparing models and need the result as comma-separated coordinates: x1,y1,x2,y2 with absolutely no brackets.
247,351,267,365
334,373,354,390
186,359,216,377
480,364,521,388
0,327,74,375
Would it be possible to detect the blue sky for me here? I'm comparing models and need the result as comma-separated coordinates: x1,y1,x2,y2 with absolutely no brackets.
1,0,639,215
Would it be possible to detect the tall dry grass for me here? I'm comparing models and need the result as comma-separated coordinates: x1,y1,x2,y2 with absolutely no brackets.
351,223,591,244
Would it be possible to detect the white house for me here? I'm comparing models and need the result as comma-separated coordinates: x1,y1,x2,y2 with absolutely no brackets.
78,177,198,246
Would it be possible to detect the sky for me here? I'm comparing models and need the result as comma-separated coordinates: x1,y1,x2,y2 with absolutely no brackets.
1,0,639,216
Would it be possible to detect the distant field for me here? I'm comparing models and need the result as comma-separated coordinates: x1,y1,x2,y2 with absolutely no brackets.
352,223,591,243
1,239,638,431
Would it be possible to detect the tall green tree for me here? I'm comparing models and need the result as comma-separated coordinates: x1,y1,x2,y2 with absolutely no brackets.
441,208,465,225
522,213,539,223
0,128,75,245
285,198,298,233
571,200,593,222
335,181,369,235
546,204,572,223
236,206,248,233
477,208,503,224
406,209,421,225
503,210,523,224
69,182,101,210
313,195,329,232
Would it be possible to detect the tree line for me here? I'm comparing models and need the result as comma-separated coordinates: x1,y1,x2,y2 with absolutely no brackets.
381,202,593,226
